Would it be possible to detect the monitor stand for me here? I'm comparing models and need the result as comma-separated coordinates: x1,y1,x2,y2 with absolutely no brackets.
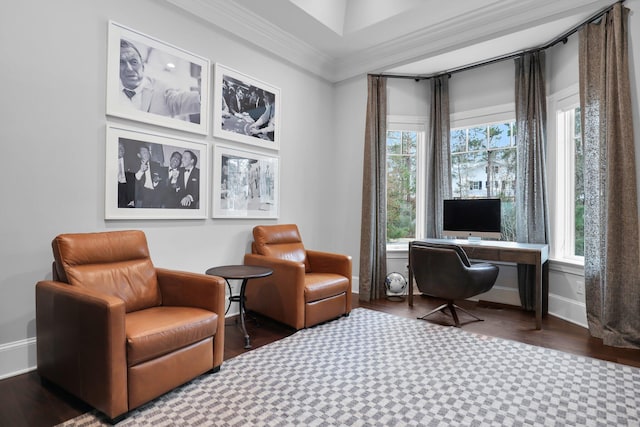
467,236,482,243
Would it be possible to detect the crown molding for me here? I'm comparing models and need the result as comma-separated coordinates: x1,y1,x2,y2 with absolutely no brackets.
333,0,614,81
164,0,336,81
165,0,615,83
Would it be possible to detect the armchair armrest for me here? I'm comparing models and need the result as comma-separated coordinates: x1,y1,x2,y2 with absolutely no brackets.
156,268,226,369
156,268,225,315
243,253,306,290
306,250,353,315
243,253,306,329
35,280,128,419
306,250,352,279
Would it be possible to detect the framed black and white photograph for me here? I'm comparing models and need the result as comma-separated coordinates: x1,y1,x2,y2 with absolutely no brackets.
105,125,209,219
213,145,279,218
106,21,210,135
213,64,281,150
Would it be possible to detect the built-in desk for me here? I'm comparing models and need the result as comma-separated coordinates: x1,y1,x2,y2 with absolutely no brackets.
408,239,549,330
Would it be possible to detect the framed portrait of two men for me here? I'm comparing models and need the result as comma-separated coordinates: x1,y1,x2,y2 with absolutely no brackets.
106,21,210,135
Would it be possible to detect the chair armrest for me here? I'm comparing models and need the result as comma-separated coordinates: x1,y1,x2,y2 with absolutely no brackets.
244,254,305,286
156,268,226,315
306,250,353,315
243,253,306,329
35,280,128,419
306,250,352,279
156,268,226,368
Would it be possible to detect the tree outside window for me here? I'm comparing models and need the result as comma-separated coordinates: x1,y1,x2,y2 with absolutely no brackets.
386,130,417,242
450,122,517,241
574,107,584,256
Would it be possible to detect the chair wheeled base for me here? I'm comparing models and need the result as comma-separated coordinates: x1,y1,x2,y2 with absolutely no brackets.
417,301,484,327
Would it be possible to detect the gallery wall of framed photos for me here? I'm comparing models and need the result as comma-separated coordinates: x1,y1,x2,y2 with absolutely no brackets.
104,20,281,220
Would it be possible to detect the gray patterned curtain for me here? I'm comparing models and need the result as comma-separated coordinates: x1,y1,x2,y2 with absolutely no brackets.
426,75,452,238
359,75,387,301
514,51,550,311
579,4,640,348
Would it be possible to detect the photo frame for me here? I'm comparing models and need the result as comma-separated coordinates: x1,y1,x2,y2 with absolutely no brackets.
213,145,279,218
213,64,281,150
106,21,210,135
105,125,209,219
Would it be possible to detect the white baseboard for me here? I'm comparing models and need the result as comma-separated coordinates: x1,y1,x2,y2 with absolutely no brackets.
0,338,37,380
475,285,521,306
548,293,588,328
474,285,588,328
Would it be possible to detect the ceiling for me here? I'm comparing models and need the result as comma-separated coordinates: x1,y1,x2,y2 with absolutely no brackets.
165,0,617,82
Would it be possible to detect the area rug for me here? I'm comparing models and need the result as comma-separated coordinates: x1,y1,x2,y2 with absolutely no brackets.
60,308,640,426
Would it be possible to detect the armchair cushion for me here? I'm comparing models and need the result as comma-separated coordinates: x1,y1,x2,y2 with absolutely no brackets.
52,231,160,313
126,307,218,367
253,224,311,272
305,273,350,303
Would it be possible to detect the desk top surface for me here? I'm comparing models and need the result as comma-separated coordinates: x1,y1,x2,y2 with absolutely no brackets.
417,238,549,262
420,238,547,250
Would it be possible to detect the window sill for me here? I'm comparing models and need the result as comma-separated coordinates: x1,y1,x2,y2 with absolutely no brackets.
386,243,410,256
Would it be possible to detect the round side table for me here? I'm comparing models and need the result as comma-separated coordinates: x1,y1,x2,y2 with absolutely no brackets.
205,265,273,349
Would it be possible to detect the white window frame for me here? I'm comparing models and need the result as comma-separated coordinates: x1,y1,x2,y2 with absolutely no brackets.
386,115,426,250
549,84,584,265
450,103,516,193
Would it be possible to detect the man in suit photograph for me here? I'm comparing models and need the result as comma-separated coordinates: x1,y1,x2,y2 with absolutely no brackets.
178,150,200,208
119,39,201,122
162,151,183,208
134,144,165,208
117,141,135,208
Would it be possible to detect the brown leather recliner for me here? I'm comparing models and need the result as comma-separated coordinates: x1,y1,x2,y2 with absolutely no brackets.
35,230,226,423
243,224,352,330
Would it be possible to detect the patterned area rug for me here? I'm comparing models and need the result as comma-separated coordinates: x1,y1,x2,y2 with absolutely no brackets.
60,308,640,426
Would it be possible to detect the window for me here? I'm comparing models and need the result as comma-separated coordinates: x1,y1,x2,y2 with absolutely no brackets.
386,117,425,245
556,104,584,260
450,121,517,241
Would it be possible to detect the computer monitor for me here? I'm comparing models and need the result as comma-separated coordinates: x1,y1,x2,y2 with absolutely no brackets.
442,198,502,240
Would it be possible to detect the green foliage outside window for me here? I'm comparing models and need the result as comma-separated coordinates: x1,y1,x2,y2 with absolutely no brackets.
574,107,584,256
451,122,517,241
386,131,417,242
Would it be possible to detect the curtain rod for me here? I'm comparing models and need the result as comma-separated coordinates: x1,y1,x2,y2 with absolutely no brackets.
375,0,624,81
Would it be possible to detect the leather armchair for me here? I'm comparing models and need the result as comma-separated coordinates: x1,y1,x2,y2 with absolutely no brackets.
35,230,226,422
243,224,352,330
410,241,498,327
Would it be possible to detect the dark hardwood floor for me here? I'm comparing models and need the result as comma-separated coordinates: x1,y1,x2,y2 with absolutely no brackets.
2,295,639,427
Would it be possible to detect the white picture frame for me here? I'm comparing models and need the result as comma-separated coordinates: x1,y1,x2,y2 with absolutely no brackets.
213,63,281,151
106,21,210,135
105,125,209,219
213,145,279,218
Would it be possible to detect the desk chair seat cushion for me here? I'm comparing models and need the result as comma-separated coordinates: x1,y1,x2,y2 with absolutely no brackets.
304,273,350,303
126,306,219,366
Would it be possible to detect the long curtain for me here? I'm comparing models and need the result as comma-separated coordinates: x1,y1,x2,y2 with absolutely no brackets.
514,51,550,311
579,4,640,348
359,75,387,302
425,75,452,238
